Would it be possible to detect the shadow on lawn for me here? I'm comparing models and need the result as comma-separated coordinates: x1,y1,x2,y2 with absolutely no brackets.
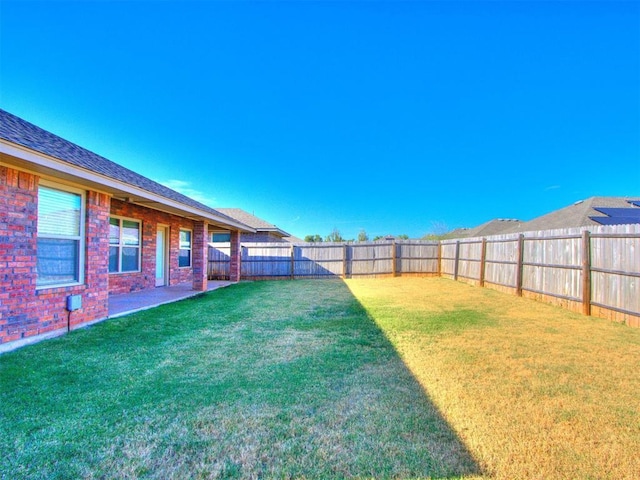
329,280,484,479
0,279,483,479
200,279,484,479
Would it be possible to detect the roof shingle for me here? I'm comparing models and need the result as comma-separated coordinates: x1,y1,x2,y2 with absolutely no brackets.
215,208,290,237
0,109,245,227
447,197,640,238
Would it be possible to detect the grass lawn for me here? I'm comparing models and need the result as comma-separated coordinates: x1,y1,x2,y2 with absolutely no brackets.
1,278,639,479
1,279,478,479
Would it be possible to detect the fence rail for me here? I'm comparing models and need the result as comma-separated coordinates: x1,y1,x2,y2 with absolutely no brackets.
439,224,640,325
208,224,640,326
208,240,440,280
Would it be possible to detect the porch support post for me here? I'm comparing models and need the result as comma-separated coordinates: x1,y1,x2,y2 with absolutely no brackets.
230,230,241,282
192,221,208,292
86,191,111,322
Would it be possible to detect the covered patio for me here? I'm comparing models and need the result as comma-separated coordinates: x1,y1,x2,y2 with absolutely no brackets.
108,281,233,318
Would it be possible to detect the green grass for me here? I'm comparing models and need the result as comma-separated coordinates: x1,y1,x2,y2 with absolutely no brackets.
1,280,479,479
6,277,639,479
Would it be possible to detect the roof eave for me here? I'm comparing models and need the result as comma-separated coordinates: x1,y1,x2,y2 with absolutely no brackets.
0,139,255,233
257,227,291,237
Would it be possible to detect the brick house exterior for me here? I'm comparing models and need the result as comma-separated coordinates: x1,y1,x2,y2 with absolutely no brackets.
0,110,253,352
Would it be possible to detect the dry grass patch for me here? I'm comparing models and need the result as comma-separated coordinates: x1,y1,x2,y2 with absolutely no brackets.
346,277,640,480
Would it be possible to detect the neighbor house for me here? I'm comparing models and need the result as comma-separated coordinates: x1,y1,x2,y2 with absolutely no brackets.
508,197,640,232
206,208,301,280
444,219,522,239
447,197,640,238
0,109,255,352
212,208,292,243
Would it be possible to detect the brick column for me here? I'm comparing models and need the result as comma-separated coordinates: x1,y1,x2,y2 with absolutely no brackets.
192,221,208,291
83,191,110,324
0,167,39,344
229,230,241,282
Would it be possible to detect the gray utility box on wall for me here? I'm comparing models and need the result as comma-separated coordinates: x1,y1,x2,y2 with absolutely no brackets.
66,295,82,312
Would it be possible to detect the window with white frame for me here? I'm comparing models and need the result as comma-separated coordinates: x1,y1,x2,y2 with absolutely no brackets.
179,229,192,267
109,217,141,273
37,183,85,287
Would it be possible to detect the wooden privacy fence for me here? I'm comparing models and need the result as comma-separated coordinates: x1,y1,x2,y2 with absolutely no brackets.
208,224,640,326
208,240,440,280
440,224,640,325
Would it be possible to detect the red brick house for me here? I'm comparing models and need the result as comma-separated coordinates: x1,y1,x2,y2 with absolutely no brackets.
0,109,253,352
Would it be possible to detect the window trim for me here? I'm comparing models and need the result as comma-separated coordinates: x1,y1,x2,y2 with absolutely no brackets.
179,228,192,268
108,215,142,274
36,180,86,290
210,231,231,243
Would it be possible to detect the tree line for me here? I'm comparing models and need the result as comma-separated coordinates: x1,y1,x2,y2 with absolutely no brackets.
303,222,451,243
304,228,409,243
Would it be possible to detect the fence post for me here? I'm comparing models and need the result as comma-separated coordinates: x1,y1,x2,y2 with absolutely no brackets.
582,230,592,316
453,241,460,281
516,234,524,296
437,242,442,276
391,240,397,277
342,243,348,279
480,238,487,287
290,244,295,280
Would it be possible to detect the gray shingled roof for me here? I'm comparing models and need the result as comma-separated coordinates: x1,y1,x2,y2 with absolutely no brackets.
443,219,522,239
447,197,640,238
507,197,640,233
215,208,291,237
284,235,304,243
0,108,247,228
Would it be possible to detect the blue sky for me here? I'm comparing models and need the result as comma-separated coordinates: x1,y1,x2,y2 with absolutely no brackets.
1,0,638,240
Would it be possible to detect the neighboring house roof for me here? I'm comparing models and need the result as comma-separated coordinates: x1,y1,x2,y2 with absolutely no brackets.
0,109,254,232
284,235,305,243
510,197,640,233
447,197,640,238
215,208,291,238
443,219,522,239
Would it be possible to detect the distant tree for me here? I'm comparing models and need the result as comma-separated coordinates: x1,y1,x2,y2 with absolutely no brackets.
422,221,450,240
373,234,407,241
357,229,369,242
304,234,323,243
325,228,344,243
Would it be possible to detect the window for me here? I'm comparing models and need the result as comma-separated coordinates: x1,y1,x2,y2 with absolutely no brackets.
37,184,84,287
109,217,141,273
211,232,231,242
179,229,192,267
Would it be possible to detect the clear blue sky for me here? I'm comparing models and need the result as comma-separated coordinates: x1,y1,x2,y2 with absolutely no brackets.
1,1,638,240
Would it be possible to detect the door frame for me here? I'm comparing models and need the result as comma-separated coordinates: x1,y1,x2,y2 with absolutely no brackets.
156,224,169,287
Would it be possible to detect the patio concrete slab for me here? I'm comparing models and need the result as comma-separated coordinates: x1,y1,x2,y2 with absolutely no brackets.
108,281,232,318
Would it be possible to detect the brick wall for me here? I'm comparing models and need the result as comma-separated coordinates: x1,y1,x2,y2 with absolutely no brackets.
1,166,234,350
81,191,111,326
0,166,110,348
230,230,241,282
108,199,195,294
192,221,208,291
